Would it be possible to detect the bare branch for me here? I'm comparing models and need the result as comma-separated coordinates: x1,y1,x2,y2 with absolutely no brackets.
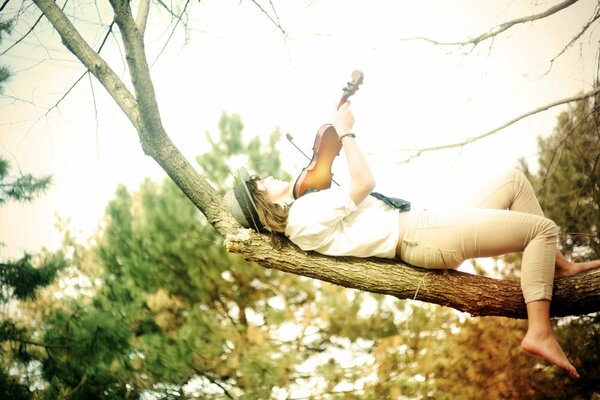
25,21,117,124
42,70,87,117
150,0,192,67
33,0,141,131
0,1,11,13
0,12,44,57
539,103,598,192
108,0,165,142
154,0,180,19
542,5,600,75
396,86,600,162
88,72,100,160
249,0,286,37
404,0,579,48
135,0,150,34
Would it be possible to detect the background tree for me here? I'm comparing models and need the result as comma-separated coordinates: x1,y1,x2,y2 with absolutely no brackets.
0,114,472,398
25,115,422,398
0,158,62,400
6,102,598,399
0,27,66,397
427,95,600,399
0,160,64,398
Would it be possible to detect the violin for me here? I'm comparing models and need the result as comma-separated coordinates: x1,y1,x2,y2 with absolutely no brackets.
289,70,364,199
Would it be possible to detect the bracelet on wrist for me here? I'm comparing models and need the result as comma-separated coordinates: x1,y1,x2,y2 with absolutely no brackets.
339,133,356,143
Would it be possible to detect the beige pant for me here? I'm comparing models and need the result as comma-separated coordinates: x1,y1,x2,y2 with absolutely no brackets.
398,169,557,303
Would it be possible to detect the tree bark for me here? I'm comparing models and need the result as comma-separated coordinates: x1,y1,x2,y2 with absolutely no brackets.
33,0,600,319
224,230,600,319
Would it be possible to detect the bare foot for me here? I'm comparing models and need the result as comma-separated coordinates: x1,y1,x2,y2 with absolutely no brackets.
521,330,579,378
555,259,600,278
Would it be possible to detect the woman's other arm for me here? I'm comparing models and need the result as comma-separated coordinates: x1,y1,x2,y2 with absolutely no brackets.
332,102,375,205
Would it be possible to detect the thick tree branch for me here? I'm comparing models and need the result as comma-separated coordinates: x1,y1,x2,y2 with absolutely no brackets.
397,86,600,162
108,0,163,143
135,0,150,34
0,1,11,13
225,231,600,319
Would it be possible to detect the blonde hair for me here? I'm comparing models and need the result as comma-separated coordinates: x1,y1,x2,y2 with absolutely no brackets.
247,178,290,233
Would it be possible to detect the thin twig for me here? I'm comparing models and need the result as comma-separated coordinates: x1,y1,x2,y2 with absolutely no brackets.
150,0,191,67
0,0,11,12
396,86,600,161
249,0,286,36
539,103,598,193
39,21,115,118
0,12,45,57
402,0,579,49
541,6,600,76
87,72,100,160
154,0,180,19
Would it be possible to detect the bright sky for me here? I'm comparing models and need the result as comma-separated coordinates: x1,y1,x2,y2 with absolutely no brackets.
1,0,598,259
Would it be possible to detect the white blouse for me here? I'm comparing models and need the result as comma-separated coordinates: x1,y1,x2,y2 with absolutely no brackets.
285,187,401,258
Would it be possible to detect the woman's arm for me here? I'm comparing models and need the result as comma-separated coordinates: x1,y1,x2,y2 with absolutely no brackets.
332,102,375,205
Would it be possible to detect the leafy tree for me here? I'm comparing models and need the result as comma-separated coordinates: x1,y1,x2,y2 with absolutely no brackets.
17,113,470,399
0,155,64,398
520,94,600,398
427,94,600,399
0,19,11,94
0,26,66,394
522,94,600,259
30,115,319,398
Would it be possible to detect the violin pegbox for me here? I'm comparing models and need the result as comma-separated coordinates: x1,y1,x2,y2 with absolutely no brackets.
339,70,364,108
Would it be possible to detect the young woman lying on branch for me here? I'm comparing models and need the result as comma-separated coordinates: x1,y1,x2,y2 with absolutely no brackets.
225,101,600,379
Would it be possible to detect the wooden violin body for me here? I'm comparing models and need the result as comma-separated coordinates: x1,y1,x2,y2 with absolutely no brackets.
292,124,341,198
291,70,364,199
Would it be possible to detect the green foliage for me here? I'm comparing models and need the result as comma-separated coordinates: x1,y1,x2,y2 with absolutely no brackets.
518,94,600,398
0,19,12,38
28,112,454,399
0,369,30,400
196,112,290,194
429,93,600,399
0,158,52,205
0,253,65,302
0,66,9,94
521,95,600,259
7,100,598,399
0,158,61,400
0,19,12,93
20,114,319,398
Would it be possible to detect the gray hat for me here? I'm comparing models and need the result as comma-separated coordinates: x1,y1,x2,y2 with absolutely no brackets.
224,168,264,231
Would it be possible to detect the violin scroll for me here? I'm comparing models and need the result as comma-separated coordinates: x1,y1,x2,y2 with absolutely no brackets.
337,70,364,109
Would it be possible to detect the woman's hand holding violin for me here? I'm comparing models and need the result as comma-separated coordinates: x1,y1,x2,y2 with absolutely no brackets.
332,101,355,136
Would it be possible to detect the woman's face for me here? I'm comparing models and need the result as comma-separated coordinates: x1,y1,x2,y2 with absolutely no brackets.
260,176,290,203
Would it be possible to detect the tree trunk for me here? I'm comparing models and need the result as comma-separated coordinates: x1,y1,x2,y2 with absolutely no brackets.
33,0,600,319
